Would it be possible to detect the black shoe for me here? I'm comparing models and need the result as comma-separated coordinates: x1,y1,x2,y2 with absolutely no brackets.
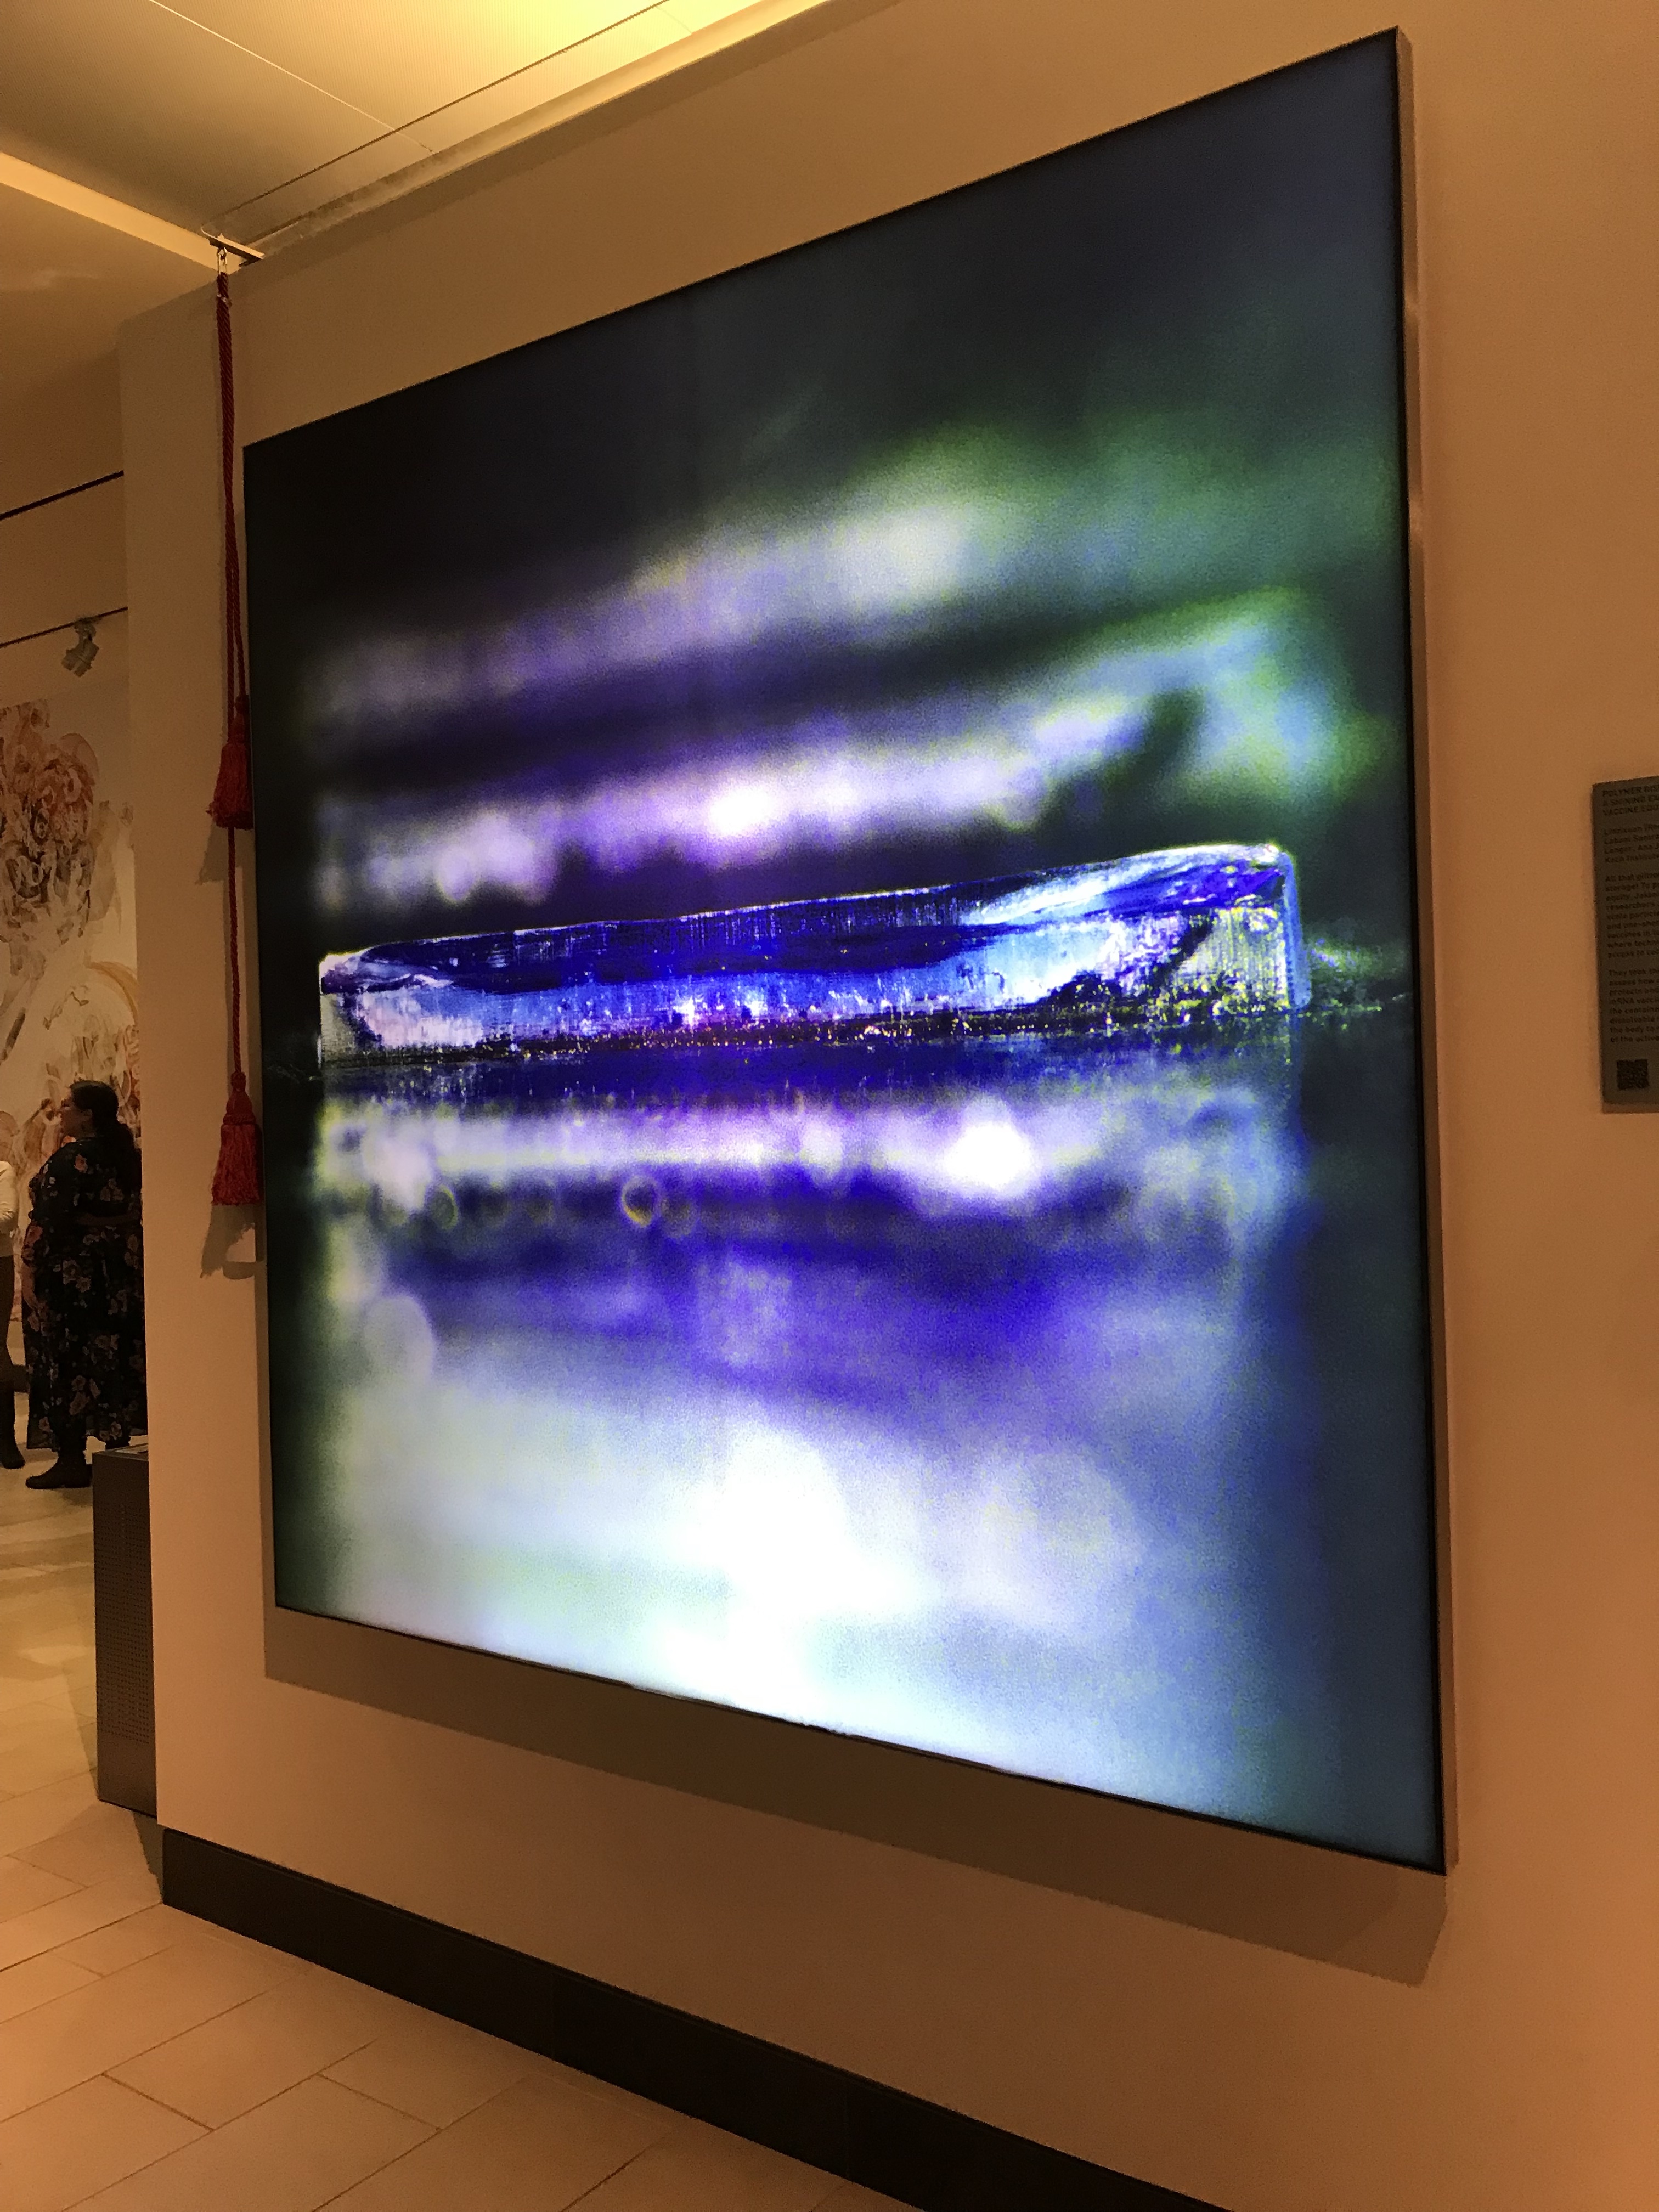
25,1459,91,1489
0,1439,22,1470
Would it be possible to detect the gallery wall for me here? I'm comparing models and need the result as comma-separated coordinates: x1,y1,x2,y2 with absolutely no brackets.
0,473,137,1362
0,357,123,518
120,1,1659,2207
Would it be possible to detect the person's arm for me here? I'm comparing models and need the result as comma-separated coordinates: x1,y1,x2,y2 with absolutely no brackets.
27,1149,80,1227
0,1164,16,1246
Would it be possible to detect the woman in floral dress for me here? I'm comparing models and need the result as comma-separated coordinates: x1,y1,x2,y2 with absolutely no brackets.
21,1080,145,1488
0,1155,21,1468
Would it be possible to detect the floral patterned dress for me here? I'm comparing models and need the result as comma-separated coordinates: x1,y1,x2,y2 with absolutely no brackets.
22,1135,146,1450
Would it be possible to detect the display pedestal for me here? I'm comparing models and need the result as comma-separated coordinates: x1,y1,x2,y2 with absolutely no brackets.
93,1446,155,1817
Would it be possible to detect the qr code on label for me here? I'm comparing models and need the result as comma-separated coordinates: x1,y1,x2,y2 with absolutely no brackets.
1616,1058,1650,1091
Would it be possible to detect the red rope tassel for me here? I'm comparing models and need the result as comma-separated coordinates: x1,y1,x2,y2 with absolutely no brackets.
210,694,255,833
210,261,264,1205
211,1069,263,1207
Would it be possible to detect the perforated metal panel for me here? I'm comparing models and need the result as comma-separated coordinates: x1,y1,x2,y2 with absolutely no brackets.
94,1447,155,1816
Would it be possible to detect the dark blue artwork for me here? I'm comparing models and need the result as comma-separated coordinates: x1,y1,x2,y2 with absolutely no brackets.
247,35,1440,1864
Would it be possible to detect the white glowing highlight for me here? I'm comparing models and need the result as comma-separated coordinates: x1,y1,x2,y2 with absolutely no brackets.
317,598,1335,918
316,1065,1297,1247
938,1116,1041,1198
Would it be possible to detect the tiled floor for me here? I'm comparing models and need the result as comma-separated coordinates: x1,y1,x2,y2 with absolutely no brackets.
0,1444,909,2211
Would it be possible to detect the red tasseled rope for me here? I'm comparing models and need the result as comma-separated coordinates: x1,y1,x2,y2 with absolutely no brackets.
210,268,253,834
210,259,263,1206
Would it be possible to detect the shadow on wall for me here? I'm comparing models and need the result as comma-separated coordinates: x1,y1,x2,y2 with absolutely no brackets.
268,1601,1448,1984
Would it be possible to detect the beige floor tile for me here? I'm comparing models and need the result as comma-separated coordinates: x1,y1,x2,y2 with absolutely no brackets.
0,1518,73,1558
0,2074,202,2212
5,1559,90,1594
293,1958,428,2017
0,1678,64,1718
0,1702,81,1757
1,1660,86,1692
0,1950,99,2023
163,1912,306,1974
325,2071,670,2211
0,1773,98,1857
0,1870,159,1973
0,1630,81,1665
0,1574,87,1609
55,1906,191,1976
574,2118,837,2211
290,1963,439,2029
0,1733,92,1792
0,1561,83,1588
323,2008,547,2126
15,1804,149,1888
0,1736,89,1797
0,1853,80,1925
0,1501,63,1538
55,1901,278,1977
1,1569,90,1609
111,1968,399,2126
12,1502,93,1539
0,1504,69,1539
0,1927,292,2123
535,2057,674,2121
815,2186,917,2210
72,2075,431,2212
4,1632,91,1668
0,1518,92,1555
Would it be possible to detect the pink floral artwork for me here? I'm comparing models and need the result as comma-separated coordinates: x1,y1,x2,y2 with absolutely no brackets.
0,693,139,1329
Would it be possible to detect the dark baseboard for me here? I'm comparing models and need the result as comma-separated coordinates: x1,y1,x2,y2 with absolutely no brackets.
163,1829,1215,2211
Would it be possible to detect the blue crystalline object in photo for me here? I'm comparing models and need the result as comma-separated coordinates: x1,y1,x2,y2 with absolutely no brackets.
318,843,1310,1060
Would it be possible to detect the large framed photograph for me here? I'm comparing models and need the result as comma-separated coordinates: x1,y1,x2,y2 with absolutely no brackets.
247,32,1441,1867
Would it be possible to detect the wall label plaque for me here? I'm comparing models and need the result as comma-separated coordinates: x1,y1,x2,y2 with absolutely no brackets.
1593,777,1659,1108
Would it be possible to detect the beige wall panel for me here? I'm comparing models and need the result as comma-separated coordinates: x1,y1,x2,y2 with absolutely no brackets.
0,609,127,719
0,476,125,645
0,358,123,516
120,2,1659,2207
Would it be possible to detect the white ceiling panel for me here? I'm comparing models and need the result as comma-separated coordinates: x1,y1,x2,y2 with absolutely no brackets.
0,0,824,490
661,0,768,28
1,0,811,244
156,2,660,127
368,9,686,159
0,183,207,404
207,0,770,243
0,0,388,227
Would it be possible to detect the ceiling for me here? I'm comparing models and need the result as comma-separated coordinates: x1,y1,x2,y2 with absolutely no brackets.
0,156,215,393
0,0,797,242
0,0,822,508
